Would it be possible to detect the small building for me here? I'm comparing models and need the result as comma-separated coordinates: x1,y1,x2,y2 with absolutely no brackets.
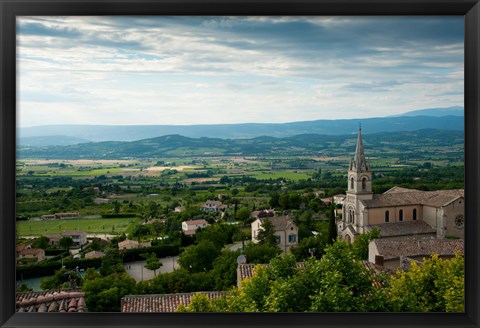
84,250,105,259
368,238,464,271
16,245,45,264
94,198,111,204
251,216,299,252
200,200,227,212
250,209,274,220
61,231,88,248
333,194,346,206
174,206,185,213
118,239,151,250
181,219,209,236
320,197,333,206
121,292,226,313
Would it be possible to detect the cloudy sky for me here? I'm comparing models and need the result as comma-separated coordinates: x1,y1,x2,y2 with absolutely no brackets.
17,16,463,127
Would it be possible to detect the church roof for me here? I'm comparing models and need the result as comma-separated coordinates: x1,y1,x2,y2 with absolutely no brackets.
367,220,436,238
371,238,464,261
362,189,464,208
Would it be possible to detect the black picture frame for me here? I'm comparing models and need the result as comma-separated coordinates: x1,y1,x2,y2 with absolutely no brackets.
1,1,479,327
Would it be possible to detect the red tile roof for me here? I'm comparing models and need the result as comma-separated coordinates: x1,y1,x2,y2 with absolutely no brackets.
121,291,226,312
16,289,87,313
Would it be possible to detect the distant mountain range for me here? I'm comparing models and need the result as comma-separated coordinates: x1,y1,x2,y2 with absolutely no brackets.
17,129,464,160
18,106,464,146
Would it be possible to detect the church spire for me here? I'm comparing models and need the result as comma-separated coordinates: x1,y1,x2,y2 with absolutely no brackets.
352,126,369,172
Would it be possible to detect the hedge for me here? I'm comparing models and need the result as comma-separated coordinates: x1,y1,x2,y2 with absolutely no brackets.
16,257,103,279
121,244,180,263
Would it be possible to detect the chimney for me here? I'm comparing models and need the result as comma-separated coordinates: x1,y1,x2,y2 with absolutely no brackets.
374,255,384,266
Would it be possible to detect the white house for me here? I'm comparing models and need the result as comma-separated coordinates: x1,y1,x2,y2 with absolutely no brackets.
251,216,298,252
182,219,209,235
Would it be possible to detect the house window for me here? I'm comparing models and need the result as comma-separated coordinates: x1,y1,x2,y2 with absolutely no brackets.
413,209,417,220
362,177,367,190
399,209,403,221
275,235,281,244
288,234,297,243
350,177,354,189
385,210,390,223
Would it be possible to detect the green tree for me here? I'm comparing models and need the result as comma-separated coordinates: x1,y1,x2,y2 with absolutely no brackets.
388,253,464,312
82,272,136,312
113,200,121,215
178,240,221,273
236,207,251,221
242,242,280,264
131,224,151,242
327,204,337,245
211,249,241,290
177,292,223,312
351,228,380,260
40,267,82,290
31,236,50,249
58,236,74,249
257,219,277,247
142,252,162,276
99,249,125,276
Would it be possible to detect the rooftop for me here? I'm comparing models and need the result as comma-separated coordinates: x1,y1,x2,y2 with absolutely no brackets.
16,289,87,313
371,238,464,261
367,220,436,238
363,189,464,208
121,292,227,312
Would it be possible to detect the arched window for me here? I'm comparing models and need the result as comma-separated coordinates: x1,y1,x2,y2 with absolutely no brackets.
349,209,355,223
413,209,417,220
385,210,390,223
362,177,367,190
350,177,354,189
399,209,403,221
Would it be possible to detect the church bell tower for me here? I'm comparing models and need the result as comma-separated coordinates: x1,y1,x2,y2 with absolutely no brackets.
343,126,373,234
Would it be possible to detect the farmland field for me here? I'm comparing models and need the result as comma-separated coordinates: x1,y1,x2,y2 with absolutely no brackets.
16,217,141,236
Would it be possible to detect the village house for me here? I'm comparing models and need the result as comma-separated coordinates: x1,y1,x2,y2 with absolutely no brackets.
200,200,228,212
84,250,105,259
251,216,299,252
339,127,464,242
118,239,151,250
250,209,274,220
61,231,88,248
368,238,464,271
174,206,185,213
181,219,209,236
333,194,346,206
45,231,88,248
16,245,45,265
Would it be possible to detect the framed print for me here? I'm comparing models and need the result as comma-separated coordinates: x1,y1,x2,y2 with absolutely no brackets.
1,0,479,328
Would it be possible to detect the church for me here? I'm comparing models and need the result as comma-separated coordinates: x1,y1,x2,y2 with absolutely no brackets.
338,127,464,242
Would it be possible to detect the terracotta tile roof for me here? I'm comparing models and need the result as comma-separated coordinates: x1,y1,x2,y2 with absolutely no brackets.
236,262,306,285
371,238,464,261
367,220,436,238
84,250,105,259
17,248,45,256
363,189,464,208
259,216,296,231
183,219,208,226
16,289,87,313
383,186,420,194
361,261,392,287
121,291,227,312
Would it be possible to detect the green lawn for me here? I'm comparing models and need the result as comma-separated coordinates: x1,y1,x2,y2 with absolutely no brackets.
16,217,141,236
